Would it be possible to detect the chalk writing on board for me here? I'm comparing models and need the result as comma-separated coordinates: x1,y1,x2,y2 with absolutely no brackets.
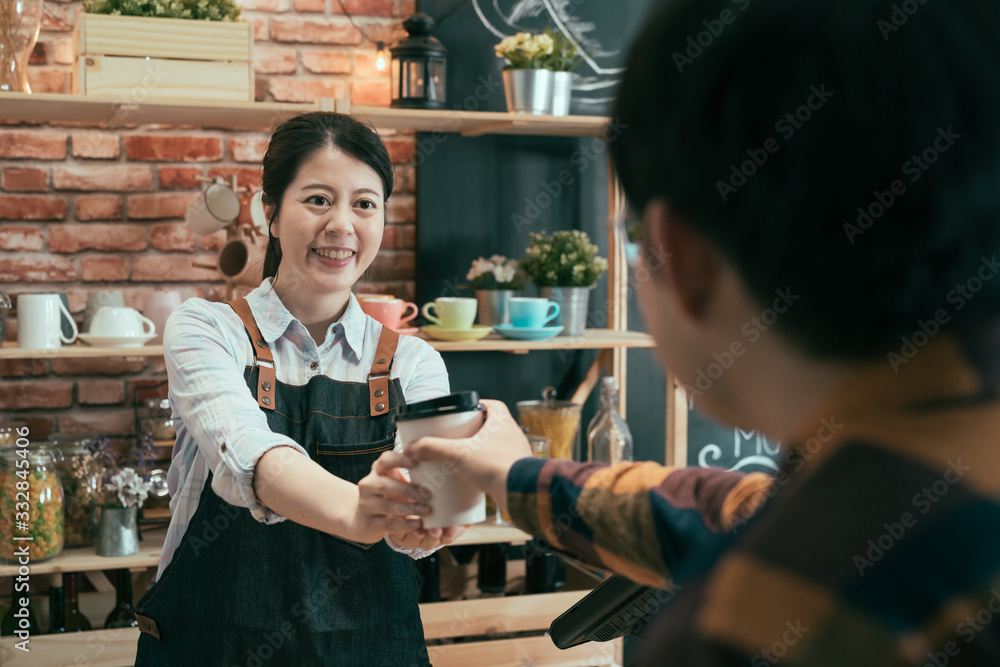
472,0,627,108
696,428,783,473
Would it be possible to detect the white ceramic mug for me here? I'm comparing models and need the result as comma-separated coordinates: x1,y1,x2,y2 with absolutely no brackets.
17,294,78,349
82,290,125,334
185,181,241,235
89,306,156,338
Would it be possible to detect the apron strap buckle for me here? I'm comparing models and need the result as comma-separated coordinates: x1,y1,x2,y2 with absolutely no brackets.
135,613,162,640
228,298,277,411
368,327,400,416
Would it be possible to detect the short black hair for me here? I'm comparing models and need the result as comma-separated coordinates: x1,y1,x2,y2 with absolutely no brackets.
261,112,395,279
611,0,1000,361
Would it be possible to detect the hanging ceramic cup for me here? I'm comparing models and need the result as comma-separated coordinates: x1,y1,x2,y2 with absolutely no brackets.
218,236,266,286
185,181,241,235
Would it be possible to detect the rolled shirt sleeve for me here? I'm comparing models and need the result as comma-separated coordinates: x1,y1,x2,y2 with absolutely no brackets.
164,300,309,523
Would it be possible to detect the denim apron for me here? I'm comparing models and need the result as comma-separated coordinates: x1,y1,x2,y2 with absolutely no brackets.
134,298,429,666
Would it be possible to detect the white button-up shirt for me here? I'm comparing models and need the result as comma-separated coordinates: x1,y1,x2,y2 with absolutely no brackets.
157,280,449,577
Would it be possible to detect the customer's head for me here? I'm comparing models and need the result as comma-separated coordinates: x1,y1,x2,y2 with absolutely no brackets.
260,112,395,294
612,0,1000,406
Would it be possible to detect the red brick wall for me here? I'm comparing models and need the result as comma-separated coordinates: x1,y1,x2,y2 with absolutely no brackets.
0,0,419,439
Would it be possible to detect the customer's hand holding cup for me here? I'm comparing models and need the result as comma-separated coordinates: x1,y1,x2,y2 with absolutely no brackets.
392,391,489,528
396,398,533,519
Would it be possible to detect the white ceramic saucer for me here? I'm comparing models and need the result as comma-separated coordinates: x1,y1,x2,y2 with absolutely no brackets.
78,333,157,348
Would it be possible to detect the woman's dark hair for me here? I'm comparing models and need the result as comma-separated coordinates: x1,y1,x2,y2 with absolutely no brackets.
611,0,1000,361
260,112,395,279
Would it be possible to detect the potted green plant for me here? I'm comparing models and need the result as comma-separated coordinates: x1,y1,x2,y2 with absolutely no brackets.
463,255,524,326
520,231,608,336
494,28,581,116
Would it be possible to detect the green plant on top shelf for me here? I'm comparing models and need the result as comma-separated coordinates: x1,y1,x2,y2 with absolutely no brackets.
520,230,608,288
494,28,581,72
82,0,242,21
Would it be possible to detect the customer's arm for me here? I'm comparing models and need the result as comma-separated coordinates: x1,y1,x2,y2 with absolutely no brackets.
505,457,772,587
399,399,772,587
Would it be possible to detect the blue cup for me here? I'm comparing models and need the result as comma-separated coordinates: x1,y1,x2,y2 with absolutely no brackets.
509,298,560,328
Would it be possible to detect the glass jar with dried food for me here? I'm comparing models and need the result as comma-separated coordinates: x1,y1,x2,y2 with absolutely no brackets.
53,438,103,548
0,443,64,563
138,399,175,442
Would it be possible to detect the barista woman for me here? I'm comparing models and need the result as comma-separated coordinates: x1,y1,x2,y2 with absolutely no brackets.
134,112,456,666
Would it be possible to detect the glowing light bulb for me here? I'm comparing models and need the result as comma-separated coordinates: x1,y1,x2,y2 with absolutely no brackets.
376,41,386,72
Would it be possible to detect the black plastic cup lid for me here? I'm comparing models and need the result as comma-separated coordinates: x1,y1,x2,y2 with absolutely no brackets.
394,391,481,422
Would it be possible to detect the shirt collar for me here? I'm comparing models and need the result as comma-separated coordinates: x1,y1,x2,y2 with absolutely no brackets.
244,278,295,343
243,279,367,358
337,292,367,359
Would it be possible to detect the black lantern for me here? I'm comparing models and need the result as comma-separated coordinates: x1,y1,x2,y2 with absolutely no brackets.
390,14,447,109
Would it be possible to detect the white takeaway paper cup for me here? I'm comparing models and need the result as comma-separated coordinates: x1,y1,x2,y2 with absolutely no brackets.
394,392,486,529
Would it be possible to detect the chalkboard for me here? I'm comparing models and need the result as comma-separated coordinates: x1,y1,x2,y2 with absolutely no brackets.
687,399,783,475
467,0,651,115
417,0,669,466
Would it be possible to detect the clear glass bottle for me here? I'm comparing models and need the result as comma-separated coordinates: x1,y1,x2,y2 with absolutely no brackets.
0,443,65,563
586,377,634,465
104,569,138,629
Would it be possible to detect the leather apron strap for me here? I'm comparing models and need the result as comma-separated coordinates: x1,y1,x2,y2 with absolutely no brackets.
228,298,276,411
368,326,399,417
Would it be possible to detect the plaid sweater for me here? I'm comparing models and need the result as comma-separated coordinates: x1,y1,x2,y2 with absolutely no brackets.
507,333,1000,665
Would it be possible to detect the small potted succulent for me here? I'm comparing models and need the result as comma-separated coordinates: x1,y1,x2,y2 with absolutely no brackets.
463,255,524,326
494,28,581,116
520,231,608,336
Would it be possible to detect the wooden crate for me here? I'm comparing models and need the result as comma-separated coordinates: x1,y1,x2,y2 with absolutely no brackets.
72,14,253,102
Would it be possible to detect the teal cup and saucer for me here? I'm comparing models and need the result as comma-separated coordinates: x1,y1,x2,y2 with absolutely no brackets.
494,298,563,341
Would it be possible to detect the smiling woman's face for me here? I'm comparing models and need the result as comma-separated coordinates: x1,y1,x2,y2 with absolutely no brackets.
269,145,385,297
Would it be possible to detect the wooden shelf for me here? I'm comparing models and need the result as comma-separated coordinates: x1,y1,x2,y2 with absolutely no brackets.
1,93,610,137
0,523,528,577
421,329,655,353
0,528,166,577
0,594,622,667
0,341,163,359
0,330,652,359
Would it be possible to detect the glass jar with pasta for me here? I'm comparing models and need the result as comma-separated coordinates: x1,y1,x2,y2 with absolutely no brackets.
516,387,582,462
0,443,65,563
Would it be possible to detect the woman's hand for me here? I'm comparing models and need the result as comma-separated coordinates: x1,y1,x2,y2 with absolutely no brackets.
403,399,532,511
389,525,468,551
349,454,430,544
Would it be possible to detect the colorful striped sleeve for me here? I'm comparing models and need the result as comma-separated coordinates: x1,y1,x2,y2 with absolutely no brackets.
506,457,773,587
